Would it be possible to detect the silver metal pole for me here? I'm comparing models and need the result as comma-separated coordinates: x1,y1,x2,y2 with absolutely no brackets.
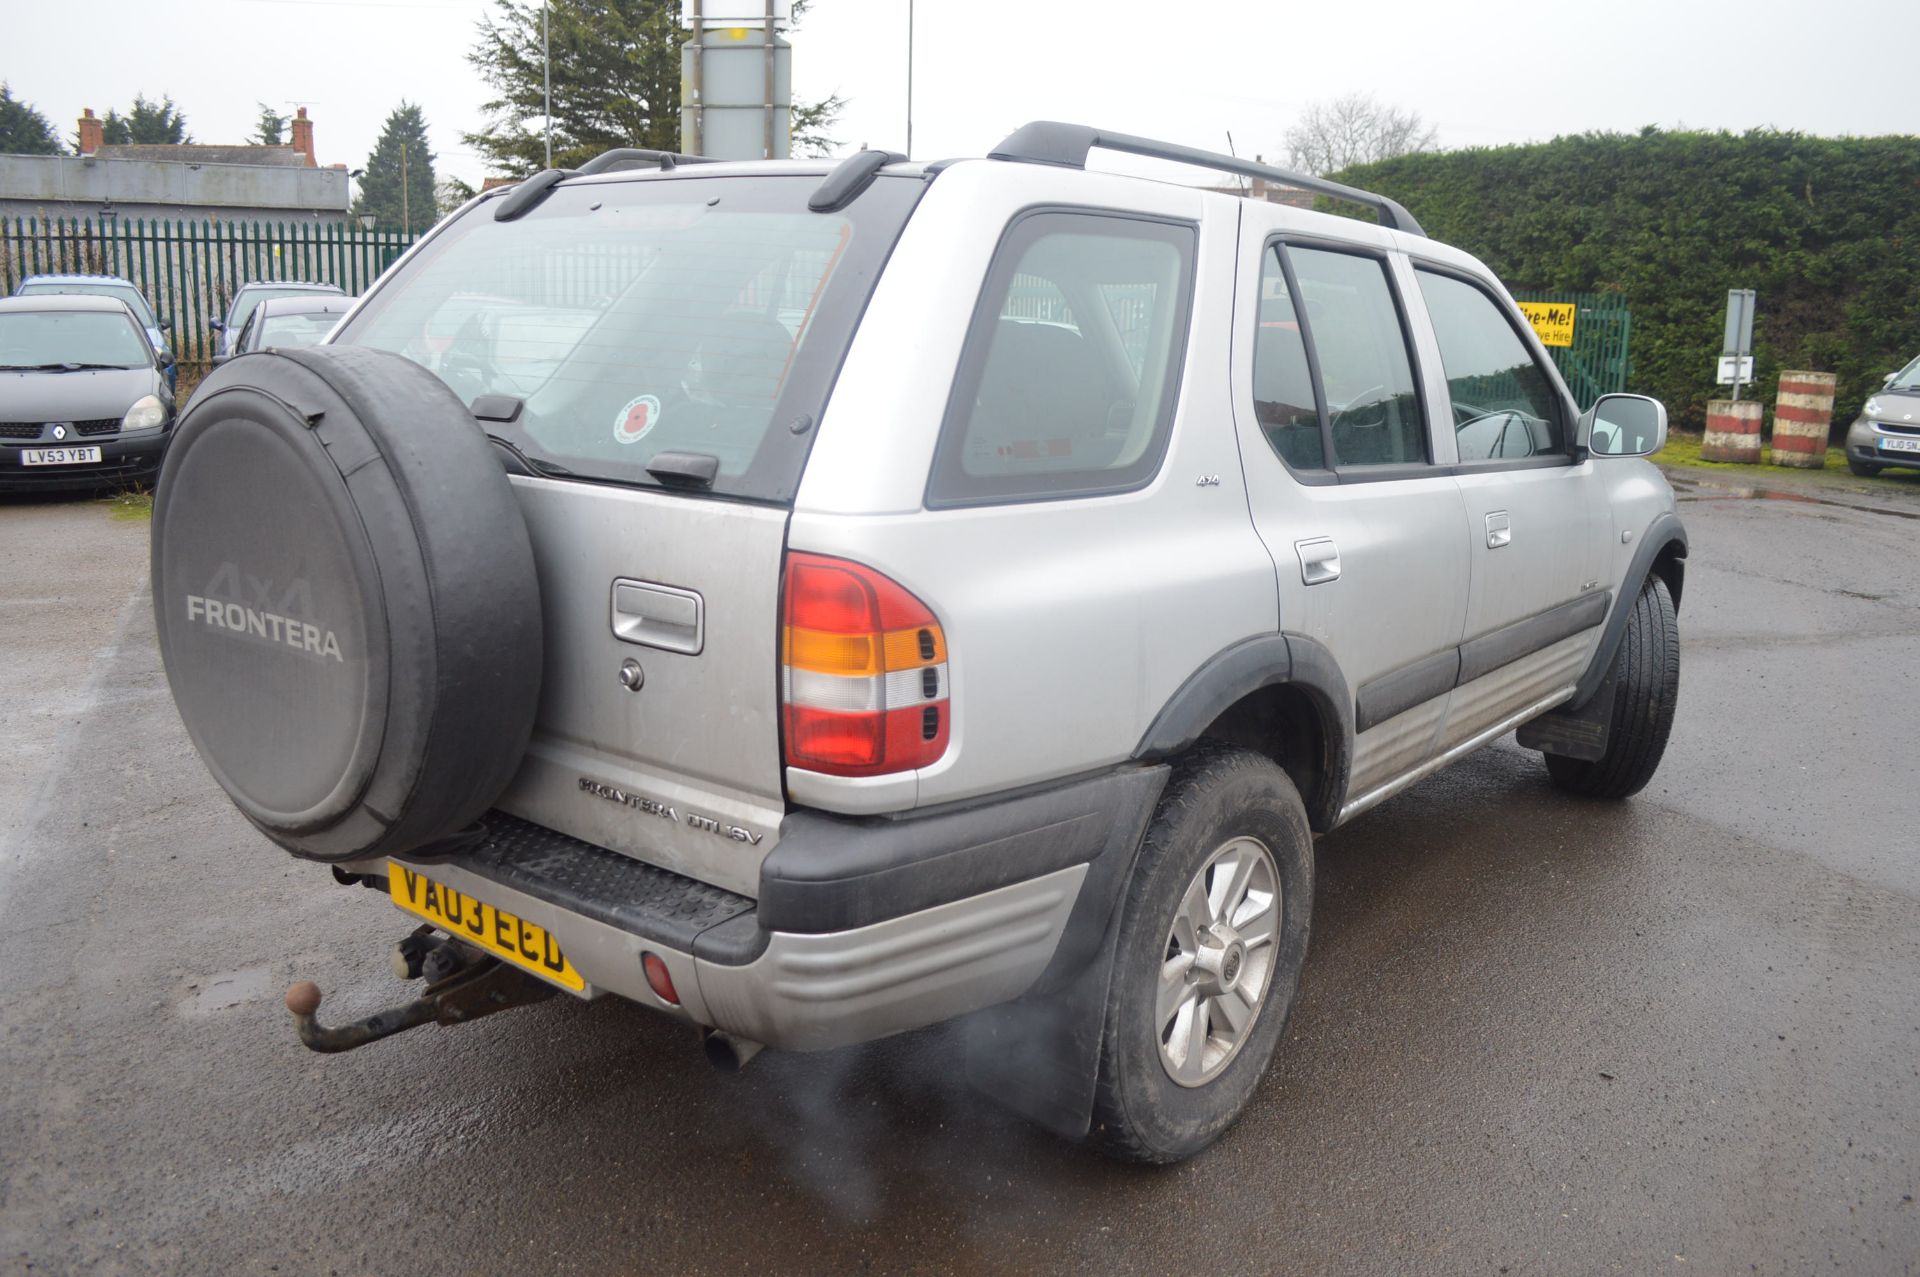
764,0,776,159
906,0,914,157
543,0,553,168
689,0,704,155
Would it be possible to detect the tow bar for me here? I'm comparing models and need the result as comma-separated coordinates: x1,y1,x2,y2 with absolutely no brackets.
284,952,557,1054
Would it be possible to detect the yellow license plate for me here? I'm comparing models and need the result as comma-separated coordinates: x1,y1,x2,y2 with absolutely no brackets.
389,864,586,992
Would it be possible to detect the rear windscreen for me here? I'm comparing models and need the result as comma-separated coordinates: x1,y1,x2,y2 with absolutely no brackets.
332,173,922,503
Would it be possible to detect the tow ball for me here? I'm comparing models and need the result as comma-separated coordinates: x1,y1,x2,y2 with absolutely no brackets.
284,944,557,1054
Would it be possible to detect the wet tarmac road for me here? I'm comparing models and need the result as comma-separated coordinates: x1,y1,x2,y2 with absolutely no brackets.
2,482,1917,1276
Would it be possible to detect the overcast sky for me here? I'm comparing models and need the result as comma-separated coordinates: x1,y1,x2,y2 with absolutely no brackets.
7,0,1914,192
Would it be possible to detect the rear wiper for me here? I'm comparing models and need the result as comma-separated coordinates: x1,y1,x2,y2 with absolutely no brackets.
483,432,574,478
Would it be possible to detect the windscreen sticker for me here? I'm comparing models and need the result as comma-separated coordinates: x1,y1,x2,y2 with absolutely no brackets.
614,394,663,445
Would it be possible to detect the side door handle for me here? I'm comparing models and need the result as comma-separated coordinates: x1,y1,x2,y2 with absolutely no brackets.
1485,511,1512,549
1294,537,1341,585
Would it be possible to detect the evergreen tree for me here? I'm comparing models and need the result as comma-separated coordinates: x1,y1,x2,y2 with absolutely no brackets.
464,0,843,173
253,103,287,146
355,103,437,234
0,83,63,155
99,94,192,145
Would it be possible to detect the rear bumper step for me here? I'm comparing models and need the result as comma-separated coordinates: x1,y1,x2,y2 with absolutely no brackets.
341,767,1167,1051
448,811,763,963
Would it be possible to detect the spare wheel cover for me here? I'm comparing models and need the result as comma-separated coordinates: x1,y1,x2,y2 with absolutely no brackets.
151,345,542,862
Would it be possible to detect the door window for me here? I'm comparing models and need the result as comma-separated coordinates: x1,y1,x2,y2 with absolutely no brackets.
1415,270,1566,462
927,211,1196,506
1286,247,1426,467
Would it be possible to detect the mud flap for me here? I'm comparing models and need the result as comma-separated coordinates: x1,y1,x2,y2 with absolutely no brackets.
959,763,1168,1139
1517,676,1617,761
960,921,1123,1139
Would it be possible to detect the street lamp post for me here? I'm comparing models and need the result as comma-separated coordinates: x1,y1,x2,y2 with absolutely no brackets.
544,0,553,168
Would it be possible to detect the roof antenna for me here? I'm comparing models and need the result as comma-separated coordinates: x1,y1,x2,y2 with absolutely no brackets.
1225,130,1249,194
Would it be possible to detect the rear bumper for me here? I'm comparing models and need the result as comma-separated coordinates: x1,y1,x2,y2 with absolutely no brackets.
0,430,169,491
358,765,1167,1051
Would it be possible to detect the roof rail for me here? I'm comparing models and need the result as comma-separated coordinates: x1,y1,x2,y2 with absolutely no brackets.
988,121,1425,237
575,147,717,175
492,147,721,222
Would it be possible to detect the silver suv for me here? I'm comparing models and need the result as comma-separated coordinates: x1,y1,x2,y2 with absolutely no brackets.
149,124,1687,1164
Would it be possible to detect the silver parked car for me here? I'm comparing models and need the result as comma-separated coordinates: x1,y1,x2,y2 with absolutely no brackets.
148,126,1687,1164
1844,354,1920,476
211,294,353,366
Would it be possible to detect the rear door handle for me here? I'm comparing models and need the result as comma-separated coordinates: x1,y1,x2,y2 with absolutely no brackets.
611,579,704,654
1294,537,1341,585
1485,511,1512,549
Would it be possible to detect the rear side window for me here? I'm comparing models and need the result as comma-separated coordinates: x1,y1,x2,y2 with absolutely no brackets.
1415,270,1565,462
927,211,1196,506
1251,246,1323,469
1286,247,1425,467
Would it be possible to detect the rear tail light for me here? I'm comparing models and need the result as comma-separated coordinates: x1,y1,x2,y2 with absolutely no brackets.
781,552,950,777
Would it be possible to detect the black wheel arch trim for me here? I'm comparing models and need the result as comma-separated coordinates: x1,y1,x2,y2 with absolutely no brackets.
1571,510,1688,708
1132,631,1352,832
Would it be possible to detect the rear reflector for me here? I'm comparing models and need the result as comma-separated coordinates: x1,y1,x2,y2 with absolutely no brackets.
781,553,950,777
642,952,679,1005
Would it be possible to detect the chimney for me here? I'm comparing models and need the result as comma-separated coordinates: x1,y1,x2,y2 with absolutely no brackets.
291,107,316,167
78,108,103,156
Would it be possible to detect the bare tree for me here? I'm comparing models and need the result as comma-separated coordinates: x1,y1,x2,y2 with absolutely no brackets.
1283,93,1437,175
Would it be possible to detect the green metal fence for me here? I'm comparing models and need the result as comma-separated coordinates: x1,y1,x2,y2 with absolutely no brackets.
1511,288,1632,409
1,216,422,368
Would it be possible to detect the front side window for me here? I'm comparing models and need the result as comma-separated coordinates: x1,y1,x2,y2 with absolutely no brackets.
927,211,1195,506
1286,247,1425,467
1416,270,1565,463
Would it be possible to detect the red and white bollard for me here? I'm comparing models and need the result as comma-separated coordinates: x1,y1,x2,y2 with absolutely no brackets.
1770,371,1835,469
1702,400,1763,464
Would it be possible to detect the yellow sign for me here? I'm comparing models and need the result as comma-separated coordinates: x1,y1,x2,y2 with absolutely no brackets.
1517,301,1577,348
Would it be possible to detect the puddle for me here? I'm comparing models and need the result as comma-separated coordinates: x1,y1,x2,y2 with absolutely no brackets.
1667,474,1920,521
180,965,274,1016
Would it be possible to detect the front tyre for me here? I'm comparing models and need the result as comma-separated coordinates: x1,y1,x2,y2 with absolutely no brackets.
1545,576,1680,800
1087,747,1313,1164
1847,457,1882,478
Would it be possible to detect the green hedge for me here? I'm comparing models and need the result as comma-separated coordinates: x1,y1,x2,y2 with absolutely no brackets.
1335,129,1920,433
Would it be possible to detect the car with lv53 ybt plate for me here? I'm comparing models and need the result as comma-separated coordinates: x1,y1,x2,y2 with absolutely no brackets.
148,124,1687,1163
1,294,175,492
12,272,178,391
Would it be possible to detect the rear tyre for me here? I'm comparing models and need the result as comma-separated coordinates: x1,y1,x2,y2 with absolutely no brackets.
1087,746,1312,1164
1545,576,1679,800
1847,457,1882,477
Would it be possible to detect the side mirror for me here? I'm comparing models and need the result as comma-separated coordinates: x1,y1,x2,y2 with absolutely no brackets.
1581,393,1667,458
209,319,226,332
1887,372,1900,386
158,317,172,331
